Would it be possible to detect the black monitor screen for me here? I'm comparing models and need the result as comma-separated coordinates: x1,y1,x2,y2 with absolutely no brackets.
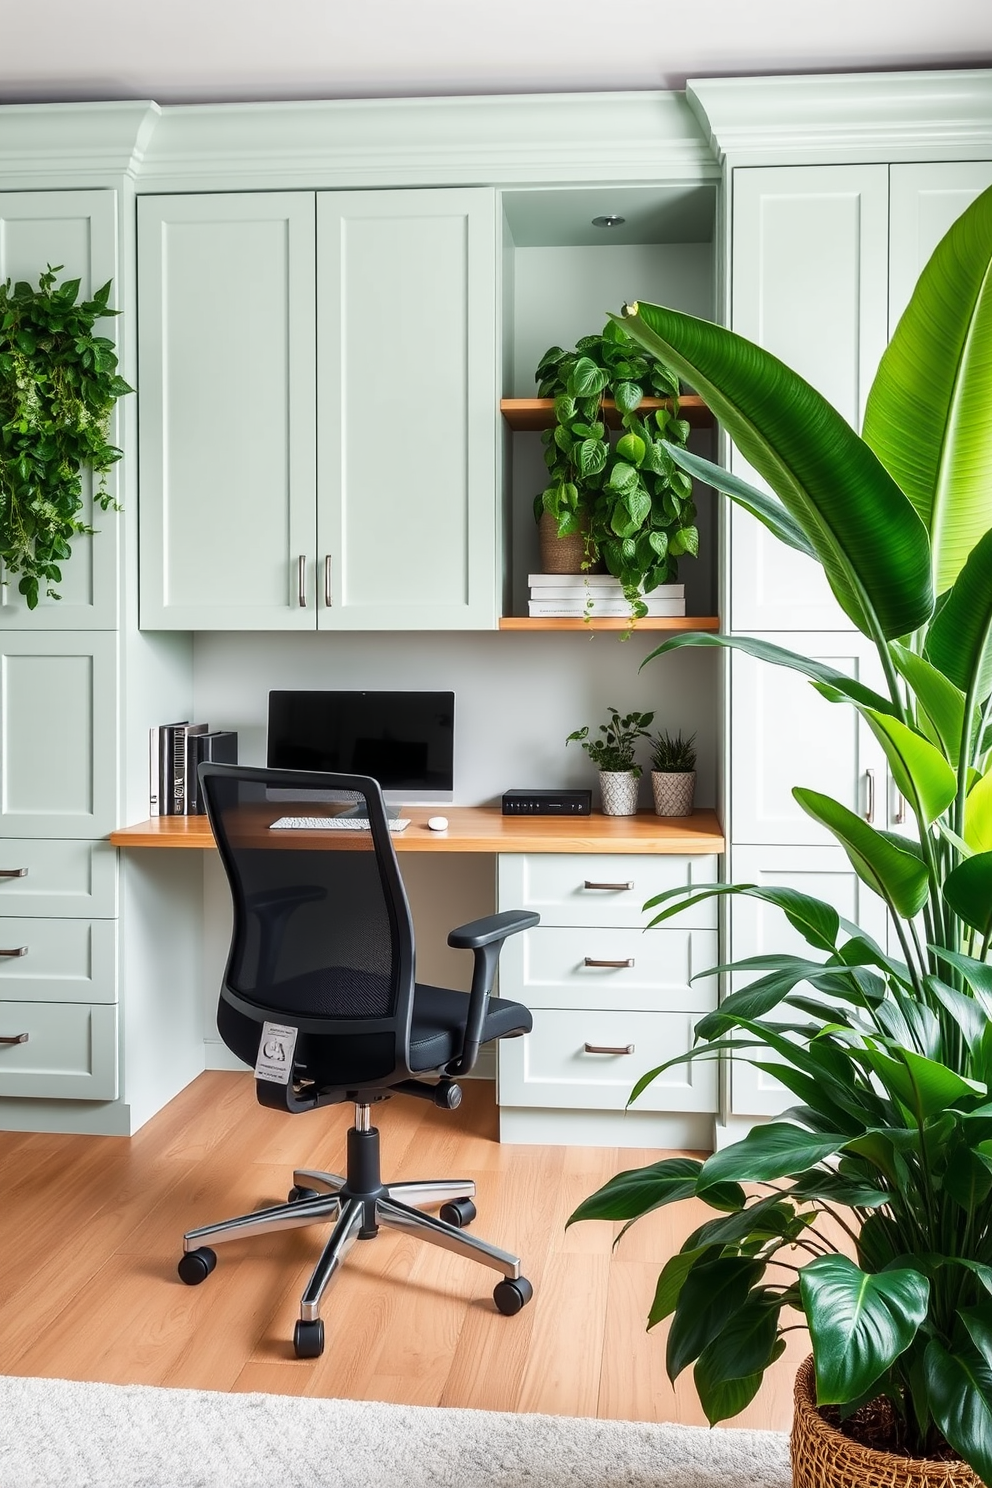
266,690,455,794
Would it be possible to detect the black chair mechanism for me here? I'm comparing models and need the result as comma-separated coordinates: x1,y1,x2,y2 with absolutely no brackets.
176,765,538,1358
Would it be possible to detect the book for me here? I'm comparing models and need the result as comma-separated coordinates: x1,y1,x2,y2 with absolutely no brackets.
185,731,239,815
150,721,188,817
161,722,208,816
528,584,686,601
528,598,686,617
527,574,684,596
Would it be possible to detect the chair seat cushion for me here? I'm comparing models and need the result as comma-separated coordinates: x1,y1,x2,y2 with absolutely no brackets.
409,985,532,1072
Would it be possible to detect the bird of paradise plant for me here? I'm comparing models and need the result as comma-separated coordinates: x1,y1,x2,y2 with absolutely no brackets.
569,183,992,1479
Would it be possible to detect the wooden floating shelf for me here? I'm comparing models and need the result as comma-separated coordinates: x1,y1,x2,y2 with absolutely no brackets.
500,395,713,432
498,615,720,632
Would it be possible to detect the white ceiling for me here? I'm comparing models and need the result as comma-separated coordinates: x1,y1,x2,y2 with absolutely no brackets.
2,0,990,106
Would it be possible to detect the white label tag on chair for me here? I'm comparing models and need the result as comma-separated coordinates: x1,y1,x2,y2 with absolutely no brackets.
254,1022,299,1084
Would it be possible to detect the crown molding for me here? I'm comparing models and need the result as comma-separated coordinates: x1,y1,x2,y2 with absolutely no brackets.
134,90,717,191
688,68,992,167
0,101,161,186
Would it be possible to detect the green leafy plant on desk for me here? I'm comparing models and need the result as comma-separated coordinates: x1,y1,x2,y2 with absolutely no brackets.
570,184,992,1482
566,706,654,777
0,266,132,608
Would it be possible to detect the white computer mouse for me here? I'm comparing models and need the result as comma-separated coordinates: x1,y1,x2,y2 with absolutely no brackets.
427,816,449,832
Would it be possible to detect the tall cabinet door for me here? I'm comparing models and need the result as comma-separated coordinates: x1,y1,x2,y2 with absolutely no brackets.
138,194,317,630
0,191,120,629
729,165,889,632
889,162,992,327
316,190,499,630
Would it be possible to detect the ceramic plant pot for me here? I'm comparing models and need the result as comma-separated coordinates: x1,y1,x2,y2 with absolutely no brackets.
651,770,696,817
598,770,639,816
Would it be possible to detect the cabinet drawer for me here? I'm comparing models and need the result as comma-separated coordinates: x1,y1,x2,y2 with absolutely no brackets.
498,854,718,928
0,841,117,917
498,1008,717,1113
499,926,718,1013
0,1000,118,1099
0,919,117,1003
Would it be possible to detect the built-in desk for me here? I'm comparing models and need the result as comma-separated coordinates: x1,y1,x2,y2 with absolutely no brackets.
111,807,725,1149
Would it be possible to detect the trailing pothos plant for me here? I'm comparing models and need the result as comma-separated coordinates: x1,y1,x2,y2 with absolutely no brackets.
0,266,132,608
534,323,697,617
569,183,992,1480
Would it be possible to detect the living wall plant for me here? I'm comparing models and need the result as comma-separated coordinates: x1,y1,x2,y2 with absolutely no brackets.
0,266,131,608
535,323,697,617
570,185,992,1480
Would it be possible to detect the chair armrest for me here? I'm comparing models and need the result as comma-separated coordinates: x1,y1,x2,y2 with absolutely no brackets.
445,909,539,1077
447,909,539,950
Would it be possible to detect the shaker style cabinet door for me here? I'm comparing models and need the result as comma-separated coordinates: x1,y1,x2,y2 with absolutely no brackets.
316,189,499,630
728,165,888,633
888,162,992,328
0,190,120,629
138,194,317,630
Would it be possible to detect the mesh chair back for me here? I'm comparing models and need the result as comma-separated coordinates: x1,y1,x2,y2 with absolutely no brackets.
200,765,417,1092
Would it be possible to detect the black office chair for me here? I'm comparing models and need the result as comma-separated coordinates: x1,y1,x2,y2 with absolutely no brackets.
176,764,538,1359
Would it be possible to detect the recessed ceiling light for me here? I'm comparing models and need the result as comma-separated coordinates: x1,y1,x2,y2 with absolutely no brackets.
591,215,626,229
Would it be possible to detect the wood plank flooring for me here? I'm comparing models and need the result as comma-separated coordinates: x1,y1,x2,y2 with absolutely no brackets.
0,1073,807,1426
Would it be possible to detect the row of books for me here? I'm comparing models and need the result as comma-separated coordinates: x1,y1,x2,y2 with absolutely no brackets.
149,722,238,816
527,572,686,618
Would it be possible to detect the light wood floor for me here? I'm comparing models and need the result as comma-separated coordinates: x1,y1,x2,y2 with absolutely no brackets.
0,1074,805,1425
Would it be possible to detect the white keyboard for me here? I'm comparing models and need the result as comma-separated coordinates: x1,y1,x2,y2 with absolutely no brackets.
269,815,411,833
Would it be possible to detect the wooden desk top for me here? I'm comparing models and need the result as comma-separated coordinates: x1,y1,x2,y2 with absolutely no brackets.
109,806,724,855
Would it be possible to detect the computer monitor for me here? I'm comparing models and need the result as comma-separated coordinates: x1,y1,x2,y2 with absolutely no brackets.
266,690,455,807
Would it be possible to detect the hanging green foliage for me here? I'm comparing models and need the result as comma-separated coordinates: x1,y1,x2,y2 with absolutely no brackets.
0,265,132,608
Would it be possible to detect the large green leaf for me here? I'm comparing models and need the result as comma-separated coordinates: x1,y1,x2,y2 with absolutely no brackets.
666,1256,766,1380
891,643,968,767
863,183,992,597
944,852,992,940
617,300,933,639
699,1122,848,1188
965,771,992,855
793,788,931,918
802,1255,929,1403
860,709,958,825
661,442,815,556
643,878,842,951
924,1335,992,1484
566,1156,743,1227
926,528,992,700
694,1297,784,1424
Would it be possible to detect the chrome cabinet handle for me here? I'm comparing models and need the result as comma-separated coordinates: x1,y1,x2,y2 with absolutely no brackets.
583,880,634,891
324,555,333,608
0,1032,28,1044
297,555,307,608
864,768,875,824
583,957,634,968
894,787,906,825
584,1042,635,1055
0,947,27,957
0,868,27,878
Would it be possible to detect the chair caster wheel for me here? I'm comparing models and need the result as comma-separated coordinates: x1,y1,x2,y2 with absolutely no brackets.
288,1185,320,1203
439,1197,477,1228
294,1318,325,1359
177,1247,217,1286
493,1276,533,1316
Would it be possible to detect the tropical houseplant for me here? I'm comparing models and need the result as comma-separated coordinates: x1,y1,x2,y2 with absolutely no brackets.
534,323,696,617
567,705,654,816
569,183,992,1484
0,266,131,608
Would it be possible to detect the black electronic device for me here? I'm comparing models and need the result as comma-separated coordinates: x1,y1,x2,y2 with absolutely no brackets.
267,690,454,805
502,789,592,816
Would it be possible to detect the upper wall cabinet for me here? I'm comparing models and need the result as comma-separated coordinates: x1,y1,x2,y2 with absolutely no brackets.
889,162,992,326
0,190,120,630
138,188,498,631
728,165,889,633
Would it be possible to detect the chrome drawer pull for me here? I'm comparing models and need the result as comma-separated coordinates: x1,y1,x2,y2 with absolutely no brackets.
583,880,633,891
584,957,634,968
297,554,307,608
324,554,333,608
0,946,27,957
584,1042,635,1055
0,868,27,878
0,1032,28,1044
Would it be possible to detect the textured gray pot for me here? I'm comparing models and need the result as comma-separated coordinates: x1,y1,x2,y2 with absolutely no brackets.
651,770,696,817
598,770,640,816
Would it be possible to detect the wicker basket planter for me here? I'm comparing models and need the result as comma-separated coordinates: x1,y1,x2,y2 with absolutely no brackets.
651,769,695,817
538,510,602,574
792,1356,981,1488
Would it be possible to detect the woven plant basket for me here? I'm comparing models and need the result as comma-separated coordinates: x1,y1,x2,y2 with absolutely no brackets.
792,1356,982,1488
538,511,602,574
651,770,696,817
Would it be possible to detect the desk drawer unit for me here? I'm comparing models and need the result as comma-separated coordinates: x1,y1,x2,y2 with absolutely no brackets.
0,919,117,1003
0,840,118,918
0,1000,118,1099
497,853,720,1142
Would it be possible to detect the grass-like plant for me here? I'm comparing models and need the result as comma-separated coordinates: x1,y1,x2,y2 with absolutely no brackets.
0,266,132,607
566,706,654,776
569,184,992,1480
649,730,697,774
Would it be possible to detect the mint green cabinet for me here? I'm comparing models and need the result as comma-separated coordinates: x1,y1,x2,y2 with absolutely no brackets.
0,190,120,630
139,188,499,631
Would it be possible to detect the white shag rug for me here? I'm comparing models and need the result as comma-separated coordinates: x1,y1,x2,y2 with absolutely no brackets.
0,1374,791,1488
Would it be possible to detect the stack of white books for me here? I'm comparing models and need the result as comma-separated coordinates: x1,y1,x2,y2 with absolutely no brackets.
527,573,686,618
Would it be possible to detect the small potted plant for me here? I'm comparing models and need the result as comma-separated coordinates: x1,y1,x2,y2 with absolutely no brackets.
648,729,696,817
566,706,654,816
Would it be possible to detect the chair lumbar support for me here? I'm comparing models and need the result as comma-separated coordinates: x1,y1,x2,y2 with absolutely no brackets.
178,1102,534,1359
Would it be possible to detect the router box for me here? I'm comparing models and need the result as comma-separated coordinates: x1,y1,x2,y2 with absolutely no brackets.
501,789,592,816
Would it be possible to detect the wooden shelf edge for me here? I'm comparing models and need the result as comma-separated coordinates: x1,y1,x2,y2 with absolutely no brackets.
500,395,712,431
498,615,720,632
